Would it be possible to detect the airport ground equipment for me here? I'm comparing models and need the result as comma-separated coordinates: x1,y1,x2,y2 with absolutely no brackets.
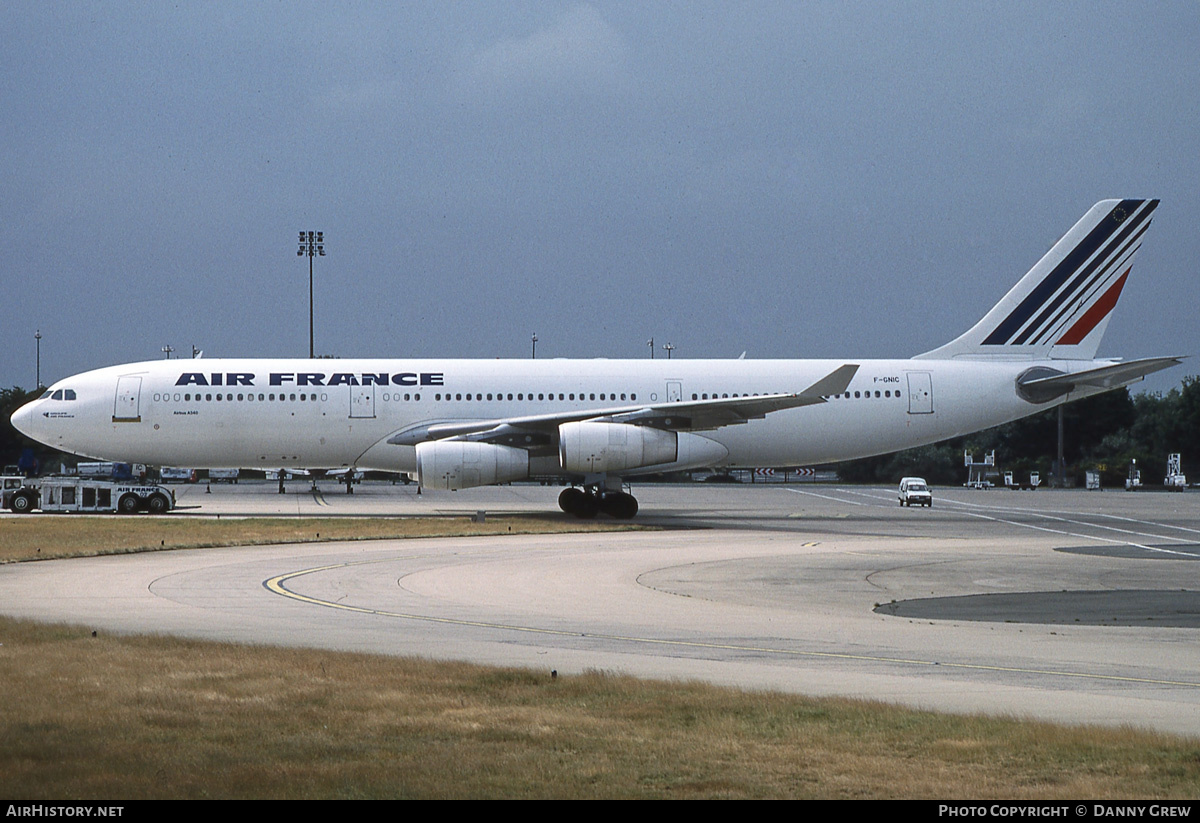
76,462,147,481
160,467,198,483
1165,454,1187,492
964,450,995,489
6,476,175,514
1126,459,1143,491
1003,470,1041,490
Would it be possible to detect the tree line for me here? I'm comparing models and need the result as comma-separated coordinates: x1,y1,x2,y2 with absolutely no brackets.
833,376,1200,488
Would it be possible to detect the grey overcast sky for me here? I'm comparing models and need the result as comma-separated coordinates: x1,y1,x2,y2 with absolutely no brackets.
3,2,1197,395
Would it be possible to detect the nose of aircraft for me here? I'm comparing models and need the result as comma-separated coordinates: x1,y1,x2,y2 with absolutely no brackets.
10,399,38,440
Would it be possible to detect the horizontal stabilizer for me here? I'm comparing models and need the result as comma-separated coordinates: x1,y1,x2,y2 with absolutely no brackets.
1016,356,1183,403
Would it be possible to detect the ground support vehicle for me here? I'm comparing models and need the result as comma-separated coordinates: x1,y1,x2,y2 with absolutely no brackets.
1,475,29,510
6,476,175,514
160,467,198,483
77,462,147,481
898,477,933,507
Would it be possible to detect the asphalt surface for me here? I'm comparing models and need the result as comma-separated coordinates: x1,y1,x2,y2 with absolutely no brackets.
2,479,1198,736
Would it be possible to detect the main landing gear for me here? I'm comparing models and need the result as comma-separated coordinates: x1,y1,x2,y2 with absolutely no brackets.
558,486,639,520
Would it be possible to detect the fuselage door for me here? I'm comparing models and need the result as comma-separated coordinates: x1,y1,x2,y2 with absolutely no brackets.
666,381,682,403
350,385,376,419
113,376,142,422
906,372,933,414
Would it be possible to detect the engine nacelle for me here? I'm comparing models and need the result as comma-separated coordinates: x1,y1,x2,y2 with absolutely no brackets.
416,441,529,490
558,421,728,474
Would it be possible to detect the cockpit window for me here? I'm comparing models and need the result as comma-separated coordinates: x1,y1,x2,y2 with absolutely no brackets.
64,389,76,400
41,389,52,399
48,389,77,401
51,390,63,400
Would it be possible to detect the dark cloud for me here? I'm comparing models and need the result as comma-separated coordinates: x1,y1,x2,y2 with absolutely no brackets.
3,2,1196,397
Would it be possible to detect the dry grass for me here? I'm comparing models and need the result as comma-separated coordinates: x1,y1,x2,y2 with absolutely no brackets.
1,616,1198,799
0,515,638,563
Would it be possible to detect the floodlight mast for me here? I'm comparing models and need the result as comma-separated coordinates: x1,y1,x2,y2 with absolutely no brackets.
297,230,325,358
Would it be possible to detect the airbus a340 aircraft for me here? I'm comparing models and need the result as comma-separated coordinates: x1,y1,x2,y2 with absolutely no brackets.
11,199,1180,518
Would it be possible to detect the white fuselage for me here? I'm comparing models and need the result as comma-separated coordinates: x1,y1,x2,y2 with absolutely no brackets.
12,356,1097,475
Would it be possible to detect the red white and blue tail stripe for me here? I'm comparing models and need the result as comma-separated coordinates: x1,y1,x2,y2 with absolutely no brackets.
918,199,1158,361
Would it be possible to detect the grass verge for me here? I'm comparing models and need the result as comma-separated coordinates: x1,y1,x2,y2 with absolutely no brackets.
0,514,638,563
2,616,1198,799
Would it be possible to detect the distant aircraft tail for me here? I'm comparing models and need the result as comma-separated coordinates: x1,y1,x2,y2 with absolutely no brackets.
917,199,1159,361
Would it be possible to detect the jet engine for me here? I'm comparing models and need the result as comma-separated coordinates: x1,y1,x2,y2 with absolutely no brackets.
558,421,728,474
416,441,529,490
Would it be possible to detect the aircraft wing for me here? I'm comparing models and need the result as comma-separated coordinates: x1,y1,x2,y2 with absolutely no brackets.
388,364,859,447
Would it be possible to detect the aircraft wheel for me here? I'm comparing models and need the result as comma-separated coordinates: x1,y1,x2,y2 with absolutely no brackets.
118,493,141,514
146,493,170,514
600,492,639,519
558,487,586,514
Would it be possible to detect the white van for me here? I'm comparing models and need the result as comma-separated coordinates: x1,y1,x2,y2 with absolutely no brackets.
898,477,932,507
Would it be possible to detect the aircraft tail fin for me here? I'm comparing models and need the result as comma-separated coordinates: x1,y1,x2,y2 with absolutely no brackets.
916,199,1159,361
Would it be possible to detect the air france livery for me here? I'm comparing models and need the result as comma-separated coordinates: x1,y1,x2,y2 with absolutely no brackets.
12,200,1181,518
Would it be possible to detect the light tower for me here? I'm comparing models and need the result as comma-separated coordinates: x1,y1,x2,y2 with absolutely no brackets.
297,230,325,358
34,330,42,389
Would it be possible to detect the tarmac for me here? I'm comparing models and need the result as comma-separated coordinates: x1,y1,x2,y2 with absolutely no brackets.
1,479,1198,736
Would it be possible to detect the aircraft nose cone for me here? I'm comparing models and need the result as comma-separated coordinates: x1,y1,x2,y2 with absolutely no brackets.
10,400,38,440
